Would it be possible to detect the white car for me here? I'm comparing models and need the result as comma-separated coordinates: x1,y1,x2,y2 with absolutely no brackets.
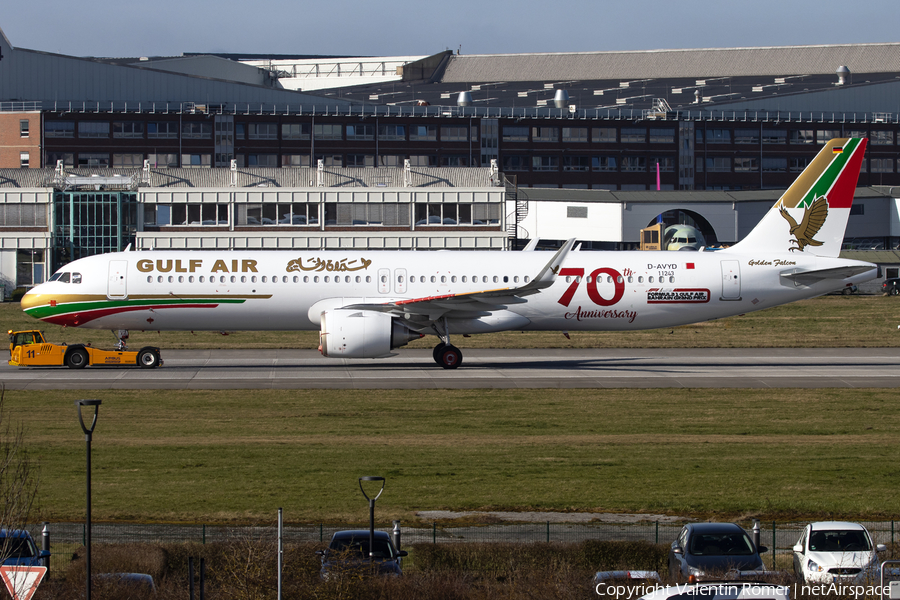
792,521,886,584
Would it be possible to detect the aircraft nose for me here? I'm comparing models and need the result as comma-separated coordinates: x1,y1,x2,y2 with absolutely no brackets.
20,287,46,311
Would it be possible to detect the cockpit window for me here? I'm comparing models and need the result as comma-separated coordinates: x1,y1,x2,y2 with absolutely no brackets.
58,273,71,283
48,272,62,282
72,273,82,284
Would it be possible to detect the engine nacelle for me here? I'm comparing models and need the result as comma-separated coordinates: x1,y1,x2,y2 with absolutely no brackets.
319,309,420,358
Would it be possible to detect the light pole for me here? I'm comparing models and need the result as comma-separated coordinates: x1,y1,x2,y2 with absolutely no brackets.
358,476,385,566
76,399,101,600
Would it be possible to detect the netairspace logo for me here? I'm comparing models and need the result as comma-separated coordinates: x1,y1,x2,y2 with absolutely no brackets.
796,583,892,598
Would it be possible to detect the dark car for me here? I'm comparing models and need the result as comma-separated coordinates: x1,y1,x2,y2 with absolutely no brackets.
317,530,407,578
668,523,767,580
0,529,50,567
883,278,900,296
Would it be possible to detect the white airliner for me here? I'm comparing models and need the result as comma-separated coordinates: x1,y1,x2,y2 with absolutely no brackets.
22,138,876,369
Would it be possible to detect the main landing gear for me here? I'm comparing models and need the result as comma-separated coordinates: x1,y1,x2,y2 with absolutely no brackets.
432,318,462,369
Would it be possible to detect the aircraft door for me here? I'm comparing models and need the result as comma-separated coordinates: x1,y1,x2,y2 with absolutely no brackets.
108,260,128,299
377,268,391,294
720,260,741,300
395,268,407,295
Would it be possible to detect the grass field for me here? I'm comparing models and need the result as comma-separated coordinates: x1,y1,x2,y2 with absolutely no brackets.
3,294,900,350
7,387,900,525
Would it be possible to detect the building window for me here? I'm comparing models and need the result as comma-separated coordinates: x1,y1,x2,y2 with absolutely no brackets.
77,153,110,167
19,120,29,138
592,156,617,172
346,124,375,141
414,203,498,225
440,126,469,142
113,122,144,138
650,157,675,172
315,154,343,167
705,157,731,172
148,122,179,139
282,154,310,167
734,157,758,172
16,250,45,286
282,123,310,140
113,153,144,167
621,128,647,143
237,203,319,226
817,130,840,144
734,129,759,145
146,204,229,227
148,153,178,168
46,121,75,138
706,129,731,144
871,131,894,145
346,154,375,167
532,127,559,142
378,125,405,141
846,129,867,140
0,204,47,227
78,122,110,138
378,155,403,167
248,123,278,140
762,130,787,144
409,125,437,141
850,204,865,216
502,155,529,171
762,157,787,172
181,154,211,168
46,152,74,167
790,130,815,144
562,127,588,143
502,126,529,142
314,123,343,140
563,156,590,171
182,122,213,139
649,128,675,144
440,155,469,167
215,120,234,147
408,155,437,167
790,157,812,172
567,206,588,218
871,158,894,173
19,152,29,168
532,156,559,171
593,128,616,143
246,154,278,167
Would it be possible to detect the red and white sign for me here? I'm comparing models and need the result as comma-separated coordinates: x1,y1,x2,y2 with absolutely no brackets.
0,566,46,600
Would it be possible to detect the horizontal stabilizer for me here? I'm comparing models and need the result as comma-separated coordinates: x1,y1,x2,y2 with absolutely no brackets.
780,264,875,286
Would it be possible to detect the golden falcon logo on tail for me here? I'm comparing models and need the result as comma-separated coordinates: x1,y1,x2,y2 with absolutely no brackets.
779,196,828,252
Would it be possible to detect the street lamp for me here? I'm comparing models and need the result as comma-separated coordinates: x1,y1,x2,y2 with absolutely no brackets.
76,399,101,600
358,476,385,565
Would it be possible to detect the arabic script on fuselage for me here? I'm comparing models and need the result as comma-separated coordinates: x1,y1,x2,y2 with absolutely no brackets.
286,257,373,273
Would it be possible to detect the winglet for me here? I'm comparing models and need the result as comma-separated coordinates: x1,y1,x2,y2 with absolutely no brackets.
526,238,576,290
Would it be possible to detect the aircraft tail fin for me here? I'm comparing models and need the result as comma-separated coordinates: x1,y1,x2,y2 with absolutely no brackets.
730,137,867,257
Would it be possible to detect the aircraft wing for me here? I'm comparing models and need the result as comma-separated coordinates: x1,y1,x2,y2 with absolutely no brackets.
342,239,575,323
780,264,876,286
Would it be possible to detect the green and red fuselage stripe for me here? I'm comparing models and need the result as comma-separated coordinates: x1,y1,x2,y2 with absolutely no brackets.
25,297,248,327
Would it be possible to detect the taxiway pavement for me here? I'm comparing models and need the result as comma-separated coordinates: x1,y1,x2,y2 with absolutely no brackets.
3,348,898,390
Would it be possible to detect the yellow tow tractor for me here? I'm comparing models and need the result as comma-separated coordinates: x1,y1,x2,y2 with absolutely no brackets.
8,329,162,369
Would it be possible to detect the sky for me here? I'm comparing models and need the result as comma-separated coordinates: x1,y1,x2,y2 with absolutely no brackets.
4,0,898,58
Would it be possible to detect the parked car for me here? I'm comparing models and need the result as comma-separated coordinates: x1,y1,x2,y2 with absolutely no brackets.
317,530,407,578
0,529,50,567
883,278,900,296
792,521,885,585
639,581,789,600
668,523,767,579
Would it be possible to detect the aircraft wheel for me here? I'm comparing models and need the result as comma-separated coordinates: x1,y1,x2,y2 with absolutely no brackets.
432,343,446,364
65,348,89,369
137,348,161,369
437,345,463,369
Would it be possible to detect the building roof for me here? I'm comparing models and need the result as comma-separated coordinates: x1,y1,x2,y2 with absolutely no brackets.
0,166,498,190
839,250,900,263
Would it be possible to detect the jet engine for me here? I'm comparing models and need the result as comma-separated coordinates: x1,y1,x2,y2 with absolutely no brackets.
319,309,421,358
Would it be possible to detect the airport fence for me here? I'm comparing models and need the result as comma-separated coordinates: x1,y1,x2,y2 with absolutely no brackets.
25,519,900,577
